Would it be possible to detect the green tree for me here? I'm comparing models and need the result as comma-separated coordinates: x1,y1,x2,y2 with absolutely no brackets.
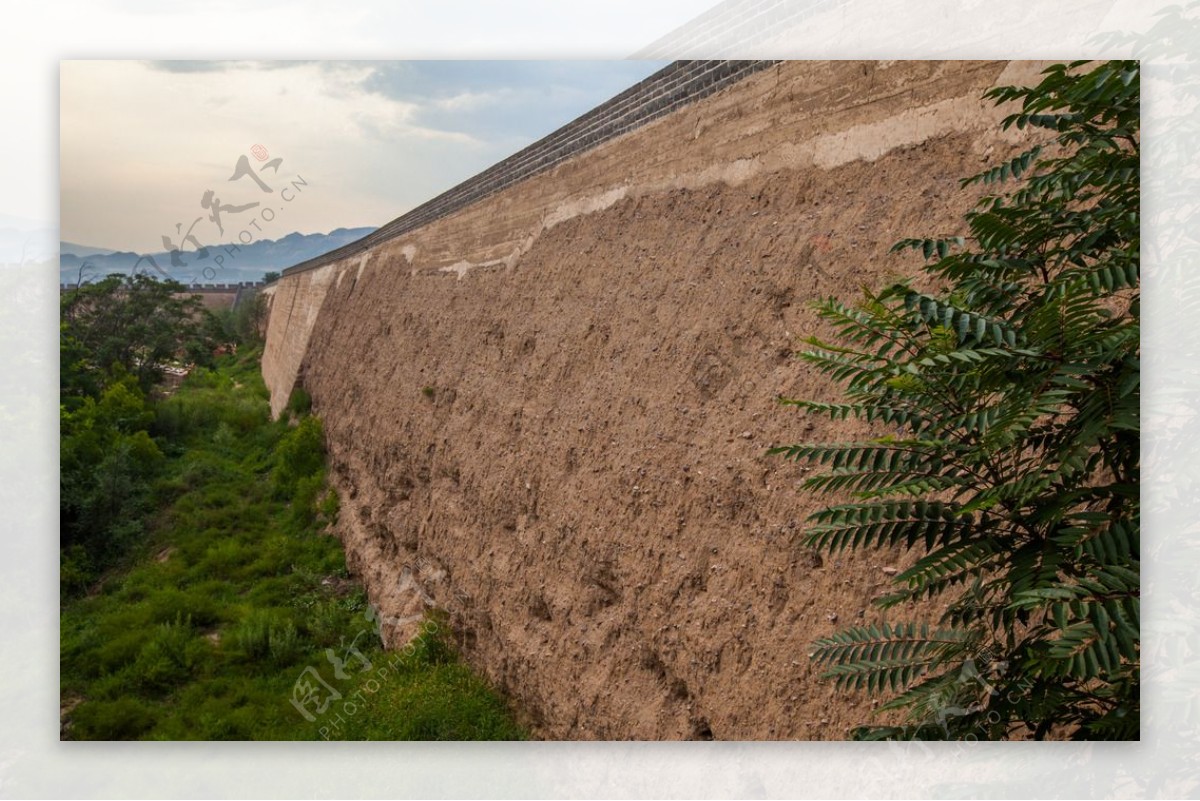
230,290,268,344
60,373,164,593
60,273,216,399
773,61,1139,740
60,274,218,592
210,292,267,346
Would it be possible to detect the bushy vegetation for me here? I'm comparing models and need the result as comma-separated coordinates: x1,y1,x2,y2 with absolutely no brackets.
59,373,165,595
211,290,268,345
774,61,1139,739
61,278,270,590
61,274,216,397
61,299,523,740
60,276,222,590
284,386,312,418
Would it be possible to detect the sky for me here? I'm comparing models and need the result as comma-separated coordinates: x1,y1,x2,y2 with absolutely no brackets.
7,1,1190,798
59,60,668,253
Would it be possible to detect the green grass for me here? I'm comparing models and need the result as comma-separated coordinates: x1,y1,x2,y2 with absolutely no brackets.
60,347,524,741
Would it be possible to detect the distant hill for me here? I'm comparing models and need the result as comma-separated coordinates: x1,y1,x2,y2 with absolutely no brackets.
60,242,117,259
59,227,377,286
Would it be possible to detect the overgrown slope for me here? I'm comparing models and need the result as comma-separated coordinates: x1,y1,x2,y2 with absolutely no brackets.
60,348,524,741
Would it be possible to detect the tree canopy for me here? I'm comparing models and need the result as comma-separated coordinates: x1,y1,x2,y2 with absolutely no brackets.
60,274,222,593
61,273,217,401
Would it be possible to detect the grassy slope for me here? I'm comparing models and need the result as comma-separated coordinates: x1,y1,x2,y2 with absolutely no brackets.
59,348,524,741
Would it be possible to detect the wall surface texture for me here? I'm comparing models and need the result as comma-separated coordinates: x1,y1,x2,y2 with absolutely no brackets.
261,60,1051,739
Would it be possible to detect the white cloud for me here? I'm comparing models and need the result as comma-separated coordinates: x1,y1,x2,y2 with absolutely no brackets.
431,88,512,112
60,60,498,251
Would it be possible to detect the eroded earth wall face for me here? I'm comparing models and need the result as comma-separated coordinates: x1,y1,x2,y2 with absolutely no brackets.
263,61,1051,739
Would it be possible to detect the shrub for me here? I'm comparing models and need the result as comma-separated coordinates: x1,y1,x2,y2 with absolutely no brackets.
773,61,1139,740
143,586,224,629
222,290,267,345
131,616,207,693
272,416,325,497
302,600,352,649
60,376,164,584
285,386,312,418
229,611,274,662
229,610,302,667
70,697,157,740
195,539,256,581
318,487,341,525
60,545,93,599
267,620,302,665
86,629,148,679
153,387,268,442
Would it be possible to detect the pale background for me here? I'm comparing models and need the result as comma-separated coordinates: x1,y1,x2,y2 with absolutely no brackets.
1,0,1194,797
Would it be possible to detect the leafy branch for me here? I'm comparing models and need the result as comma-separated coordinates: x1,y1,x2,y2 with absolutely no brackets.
775,60,1139,740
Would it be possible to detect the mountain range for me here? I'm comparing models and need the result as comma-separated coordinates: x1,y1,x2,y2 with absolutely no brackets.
59,227,377,286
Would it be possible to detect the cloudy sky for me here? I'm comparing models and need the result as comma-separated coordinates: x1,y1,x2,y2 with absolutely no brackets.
60,60,667,253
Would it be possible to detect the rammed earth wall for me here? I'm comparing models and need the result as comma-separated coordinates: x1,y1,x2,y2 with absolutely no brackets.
262,60,1051,738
